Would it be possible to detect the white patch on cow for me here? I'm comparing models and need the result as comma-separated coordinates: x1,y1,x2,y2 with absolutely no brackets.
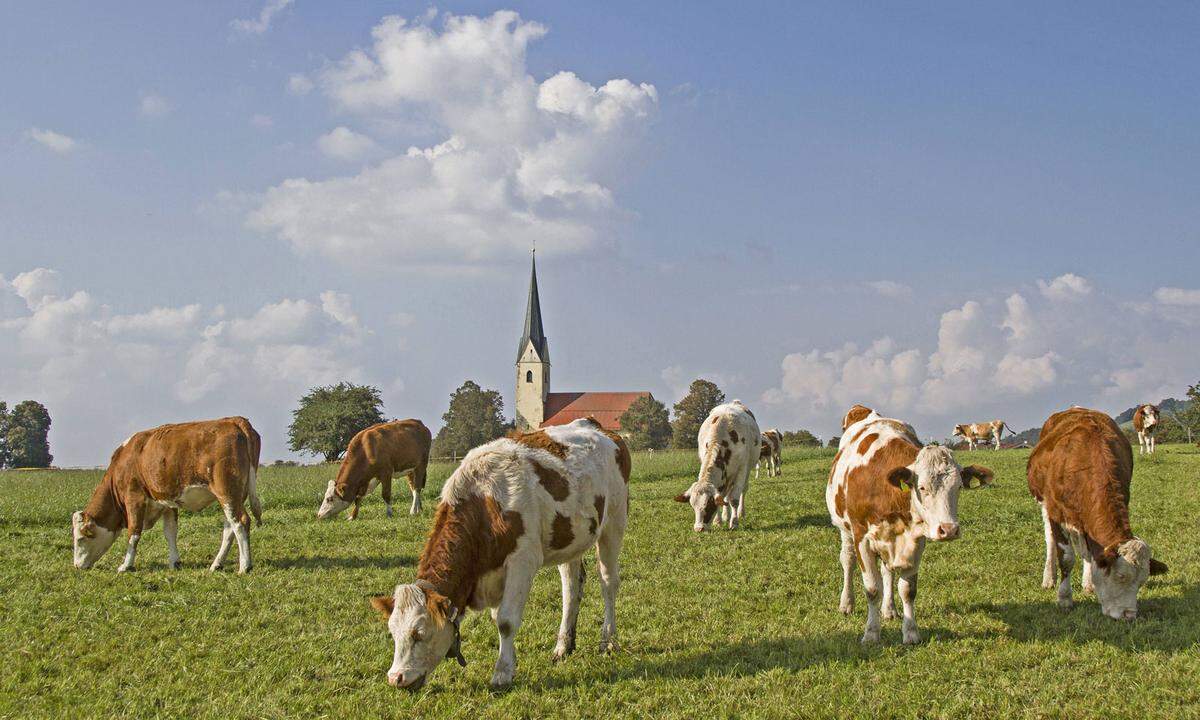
71,511,118,569
317,478,353,519
177,485,217,512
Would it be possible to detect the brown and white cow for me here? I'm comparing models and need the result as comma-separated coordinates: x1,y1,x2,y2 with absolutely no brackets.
756,429,783,479
952,419,1014,450
318,419,432,520
370,417,629,690
675,401,760,531
1028,407,1168,620
1132,404,1160,455
71,417,261,573
828,406,992,644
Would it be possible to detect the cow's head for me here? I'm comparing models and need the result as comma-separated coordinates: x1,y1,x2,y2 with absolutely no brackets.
952,425,968,438
371,583,463,690
1092,538,1168,621
317,479,352,520
674,480,724,532
886,446,993,542
1141,406,1159,428
71,510,118,569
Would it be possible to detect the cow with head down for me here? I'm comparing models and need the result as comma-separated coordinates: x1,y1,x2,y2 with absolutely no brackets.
756,429,783,479
1029,407,1167,620
369,417,629,690
1132,404,1159,455
675,401,760,531
828,405,993,644
318,419,432,520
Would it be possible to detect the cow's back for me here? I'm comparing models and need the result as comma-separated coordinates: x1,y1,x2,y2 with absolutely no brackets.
355,419,432,469
699,402,760,481
135,419,252,499
1028,408,1132,531
829,416,920,531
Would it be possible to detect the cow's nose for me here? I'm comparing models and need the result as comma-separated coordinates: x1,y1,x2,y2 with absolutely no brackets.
936,522,960,540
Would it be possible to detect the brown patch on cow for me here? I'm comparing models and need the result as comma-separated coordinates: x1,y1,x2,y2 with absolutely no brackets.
730,429,740,444
857,432,880,456
599,430,632,483
720,440,729,449
531,460,569,501
334,419,432,503
834,485,847,518
507,429,569,459
1028,407,1136,566
878,419,921,446
551,513,575,549
594,495,606,523
760,441,772,459
844,436,920,548
415,493,525,611
1132,405,1157,434
842,404,873,431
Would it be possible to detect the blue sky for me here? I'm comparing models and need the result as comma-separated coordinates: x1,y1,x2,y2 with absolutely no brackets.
3,2,1199,464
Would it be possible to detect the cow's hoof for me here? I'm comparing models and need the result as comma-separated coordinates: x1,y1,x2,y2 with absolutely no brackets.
902,624,920,645
598,639,617,655
237,565,252,575
489,670,514,690
1057,597,1074,610
117,565,133,573
209,563,223,572
385,507,394,519
839,601,854,615
881,606,897,621
170,561,182,570
1041,577,1056,590
860,631,880,645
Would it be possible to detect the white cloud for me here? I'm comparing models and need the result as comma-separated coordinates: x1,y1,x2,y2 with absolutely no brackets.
287,73,314,95
139,94,171,118
865,280,913,299
231,0,294,35
1154,287,1200,306
250,114,274,129
25,128,77,154
1038,272,1092,301
316,126,377,160
250,10,657,270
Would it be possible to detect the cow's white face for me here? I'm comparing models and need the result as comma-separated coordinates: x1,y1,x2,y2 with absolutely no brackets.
317,479,352,520
889,446,990,542
372,585,458,690
1093,538,1166,620
674,480,723,532
1142,407,1159,428
71,511,117,569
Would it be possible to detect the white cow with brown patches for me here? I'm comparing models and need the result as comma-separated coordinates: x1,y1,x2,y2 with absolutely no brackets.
674,401,760,531
370,417,630,690
952,419,1014,450
1132,404,1159,455
756,429,783,479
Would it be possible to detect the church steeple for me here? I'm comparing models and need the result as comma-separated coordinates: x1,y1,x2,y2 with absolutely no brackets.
517,253,548,363
515,251,550,430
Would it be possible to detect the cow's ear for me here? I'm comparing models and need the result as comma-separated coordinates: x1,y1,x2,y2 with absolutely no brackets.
673,493,690,503
424,588,452,627
1149,558,1169,576
1096,542,1120,569
370,595,395,620
80,516,97,538
887,467,914,489
961,465,994,489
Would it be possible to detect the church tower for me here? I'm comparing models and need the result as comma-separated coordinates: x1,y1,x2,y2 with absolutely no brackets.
515,253,550,430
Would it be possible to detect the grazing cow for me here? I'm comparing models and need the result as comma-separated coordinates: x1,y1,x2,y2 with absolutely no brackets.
1028,407,1168,620
1132,404,1159,455
828,406,993,644
318,419,432,520
369,417,629,690
71,417,261,573
674,401,760,531
756,429,783,478
952,420,1014,450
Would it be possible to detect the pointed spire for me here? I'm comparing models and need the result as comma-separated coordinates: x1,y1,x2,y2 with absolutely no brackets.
517,251,548,362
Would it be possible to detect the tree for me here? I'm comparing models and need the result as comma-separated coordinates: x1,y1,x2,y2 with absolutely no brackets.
618,395,671,450
288,383,385,462
1163,382,1200,444
827,436,841,448
781,429,821,447
6,400,53,468
0,402,9,468
670,379,726,449
432,380,512,457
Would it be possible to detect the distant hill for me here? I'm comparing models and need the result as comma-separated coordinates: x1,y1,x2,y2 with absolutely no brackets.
1006,426,1040,447
1114,397,1192,426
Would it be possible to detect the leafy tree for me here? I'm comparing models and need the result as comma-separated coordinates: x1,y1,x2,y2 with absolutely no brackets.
0,401,9,468
618,394,672,450
1163,382,1200,444
827,436,841,449
6,400,53,468
432,380,512,457
670,379,726,449
781,429,821,447
288,383,385,462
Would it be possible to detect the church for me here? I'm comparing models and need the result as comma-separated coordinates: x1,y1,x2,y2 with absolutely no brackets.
514,255,650,433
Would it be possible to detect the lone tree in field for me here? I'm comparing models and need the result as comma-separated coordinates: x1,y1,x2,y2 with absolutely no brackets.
432,380,512,458
618,394,672,450
671,379,725,449
288,382,385,462
1163,382,1200,444
4,400,53,468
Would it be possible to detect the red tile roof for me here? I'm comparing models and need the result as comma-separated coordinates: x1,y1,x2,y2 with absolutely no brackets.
542,392,651,431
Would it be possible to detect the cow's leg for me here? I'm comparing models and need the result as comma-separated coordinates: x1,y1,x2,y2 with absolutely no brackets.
859,542,884,643
596,505,625,654
993,433,1001,450
210,515,235,571
117,497,147,573
1040,504,1058,589
223,503,252,574
1081,557,1095,593
163,508,181,570
733,489,747,529
1056,531,1076,609
774,454,781,477
838,528,855,614
898,568,920,644
552,559,585,662
491,552,540,688
1150,434,1156,454
880,564,896,620
755,461,761,480
348,498,360,521
380,471,394,519
409,462,427,515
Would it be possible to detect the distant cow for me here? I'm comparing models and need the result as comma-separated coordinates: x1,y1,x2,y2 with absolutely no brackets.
72,417,261,573
953,420,1014,450
756,429,782,478
318,419,432,520
675,401,760,531
370,418,629,690
828,406,992,644
1132,404,1159,455
1028,407,1167,620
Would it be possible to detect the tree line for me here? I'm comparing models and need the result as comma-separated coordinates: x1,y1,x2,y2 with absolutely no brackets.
0,400,53,469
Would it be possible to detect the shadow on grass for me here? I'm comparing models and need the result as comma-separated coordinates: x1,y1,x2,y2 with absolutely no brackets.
968,580,1200,652
264,555,417,570
755,514,831,532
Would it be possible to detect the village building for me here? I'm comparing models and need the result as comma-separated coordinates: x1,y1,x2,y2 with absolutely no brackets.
514,255,649,433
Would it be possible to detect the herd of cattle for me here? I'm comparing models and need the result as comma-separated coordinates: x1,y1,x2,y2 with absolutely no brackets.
67,400,1169,690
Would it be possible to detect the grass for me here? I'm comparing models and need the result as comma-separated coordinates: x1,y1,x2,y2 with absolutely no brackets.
2,444,1199,719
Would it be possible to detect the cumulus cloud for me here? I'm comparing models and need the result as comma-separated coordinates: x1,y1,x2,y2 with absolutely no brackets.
1038,273,1092,301
1154,287,1200,306
0,268,380,464
231,0,294,35
139,94,171,118
249,10,657,270
25,128,77,154
287,73,314,95
316,126,377,160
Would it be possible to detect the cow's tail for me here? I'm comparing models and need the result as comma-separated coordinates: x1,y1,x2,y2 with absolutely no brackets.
247,464,263,527
1002,422,1017,437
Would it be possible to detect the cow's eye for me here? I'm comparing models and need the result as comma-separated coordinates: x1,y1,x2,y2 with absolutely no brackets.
411,630,423,643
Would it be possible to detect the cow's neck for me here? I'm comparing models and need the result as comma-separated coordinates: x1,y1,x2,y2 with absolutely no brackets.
84,474,125,532
1083,503,1134,557
415,501,482,611
334,453,369,500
